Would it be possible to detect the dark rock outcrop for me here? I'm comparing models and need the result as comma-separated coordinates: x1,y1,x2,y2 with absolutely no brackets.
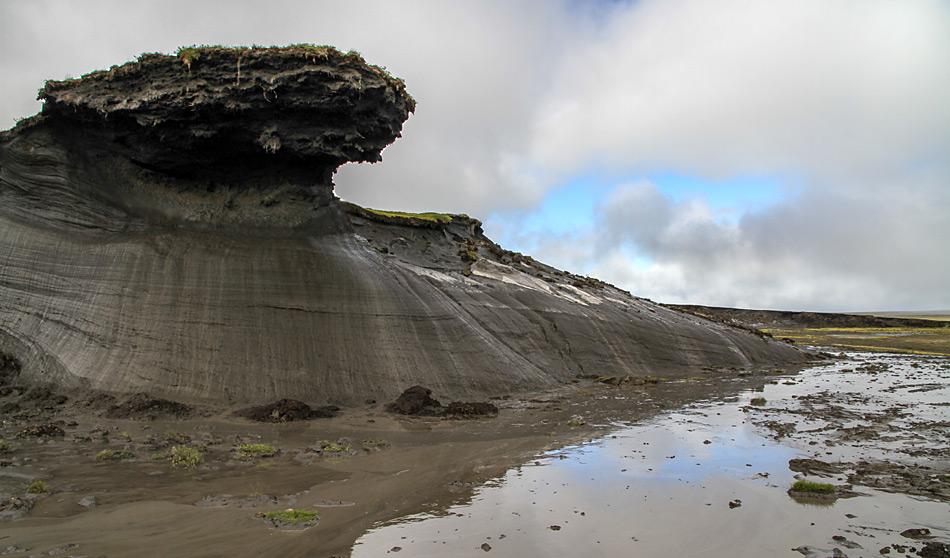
234,398,339,422
0,45,811,406
105,392,193,420
387,386,443,416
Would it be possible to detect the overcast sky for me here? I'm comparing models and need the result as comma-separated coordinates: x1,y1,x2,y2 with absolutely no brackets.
2,0,948,311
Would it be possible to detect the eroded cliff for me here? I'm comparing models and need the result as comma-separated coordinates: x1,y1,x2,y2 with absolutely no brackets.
0,46,810,405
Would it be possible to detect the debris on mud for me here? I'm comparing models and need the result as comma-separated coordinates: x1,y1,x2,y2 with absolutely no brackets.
16,423,65,438
234,399,339,422
105,393,193,420
444,401,499,418
586,374,661,387
0,495,38,522
788,458,849,477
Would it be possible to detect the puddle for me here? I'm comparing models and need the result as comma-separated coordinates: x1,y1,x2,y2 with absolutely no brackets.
353,355,950,557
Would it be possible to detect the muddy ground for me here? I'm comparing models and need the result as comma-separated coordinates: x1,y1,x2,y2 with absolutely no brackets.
1,353,948,557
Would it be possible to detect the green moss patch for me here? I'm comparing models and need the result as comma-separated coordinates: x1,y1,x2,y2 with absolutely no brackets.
790,480,836,493
260,508,319,529
96,449,135,461
363,208,455,224
235,443,279,459
167,445,203,469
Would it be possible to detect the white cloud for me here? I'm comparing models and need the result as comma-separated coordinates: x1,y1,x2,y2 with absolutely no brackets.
531,0,950,182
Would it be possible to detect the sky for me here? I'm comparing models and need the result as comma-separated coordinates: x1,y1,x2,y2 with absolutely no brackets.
1,0,948,312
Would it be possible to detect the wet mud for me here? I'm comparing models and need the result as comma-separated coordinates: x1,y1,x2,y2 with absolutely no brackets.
0,354,947,557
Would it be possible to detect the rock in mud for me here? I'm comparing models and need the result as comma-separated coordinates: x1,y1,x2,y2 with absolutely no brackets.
234,399,339,422
387,386,443,416
900,528,932,540
105,392,192,420
918,542,950,558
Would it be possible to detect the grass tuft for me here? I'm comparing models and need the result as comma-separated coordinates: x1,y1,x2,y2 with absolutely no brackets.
363,208,455,224
0,438,9,453
749,397,767,406
319,440,351,453
168,445,203,469
791,480,836,494
263,508,319,525
236,443,279,459
96,449,135,461
26,479,48,494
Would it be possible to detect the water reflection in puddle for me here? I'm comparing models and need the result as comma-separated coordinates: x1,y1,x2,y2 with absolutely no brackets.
353,355,949,557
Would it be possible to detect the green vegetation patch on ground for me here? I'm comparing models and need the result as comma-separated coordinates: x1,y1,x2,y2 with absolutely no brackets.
167,445,203,469
363,208,455,224
766,326,950,356
790,480,836,494
26,479,48,494
262,508,319,526
235,443,279,459
96,449,135,461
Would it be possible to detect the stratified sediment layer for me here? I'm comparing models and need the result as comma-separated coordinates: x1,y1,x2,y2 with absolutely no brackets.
0,46,809,405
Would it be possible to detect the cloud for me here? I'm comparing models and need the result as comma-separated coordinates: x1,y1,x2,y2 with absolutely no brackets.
531,0,950,182
582,176,950,311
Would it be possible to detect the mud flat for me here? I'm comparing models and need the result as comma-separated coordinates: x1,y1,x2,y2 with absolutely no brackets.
0,353,946,557
352,353,949,558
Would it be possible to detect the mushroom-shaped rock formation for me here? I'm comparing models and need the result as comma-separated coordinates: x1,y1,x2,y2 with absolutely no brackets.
0,46,810,406
37,46,414,176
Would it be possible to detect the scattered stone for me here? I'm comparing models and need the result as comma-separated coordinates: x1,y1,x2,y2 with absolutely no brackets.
549,525,561,531
728,499,742,509
78,495,97,508
900,528,932,540
481,542,492,552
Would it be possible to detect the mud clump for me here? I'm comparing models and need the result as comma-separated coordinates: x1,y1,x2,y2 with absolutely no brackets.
385,386,498,419
444,401,499,418
234,398,339,422
105,393,192,420
387,386,443,416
